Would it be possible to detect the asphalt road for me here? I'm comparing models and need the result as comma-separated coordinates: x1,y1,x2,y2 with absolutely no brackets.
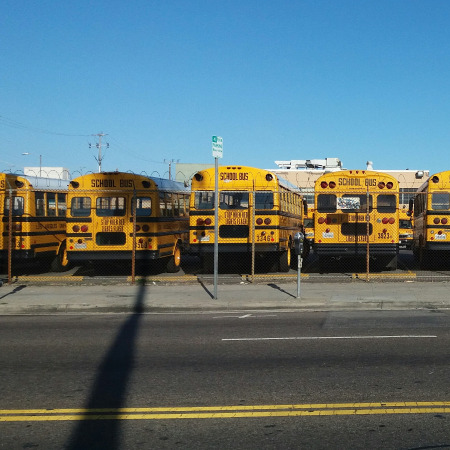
1,310,450,449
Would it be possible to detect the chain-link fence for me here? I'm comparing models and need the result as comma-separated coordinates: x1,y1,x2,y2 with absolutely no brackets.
2,187,450,284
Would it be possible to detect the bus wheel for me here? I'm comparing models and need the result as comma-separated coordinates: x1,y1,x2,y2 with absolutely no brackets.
166,243,181,273
278,250,290,273
51,244,70,272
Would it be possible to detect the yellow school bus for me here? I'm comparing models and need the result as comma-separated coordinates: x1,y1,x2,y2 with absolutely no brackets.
411,170,450,268
66,172,190,272
0,172,70,272
304,207,315,246
314,170,399,270
189,166,307,272
398,207,413,249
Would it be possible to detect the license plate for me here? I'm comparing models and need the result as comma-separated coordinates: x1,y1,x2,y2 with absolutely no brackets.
434,234,446,240
322,232,334,239
74,243,87,249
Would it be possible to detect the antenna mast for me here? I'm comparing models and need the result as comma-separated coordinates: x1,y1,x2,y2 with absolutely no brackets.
89,132,109,172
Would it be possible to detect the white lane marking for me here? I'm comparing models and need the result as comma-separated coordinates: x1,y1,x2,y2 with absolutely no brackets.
222,335,437,341
213,314,278,319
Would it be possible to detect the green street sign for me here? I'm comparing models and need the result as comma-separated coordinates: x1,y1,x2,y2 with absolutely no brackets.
212,136,223,158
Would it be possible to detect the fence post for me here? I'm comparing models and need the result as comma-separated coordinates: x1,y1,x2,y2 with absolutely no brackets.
251,189,255,282
131,190,136,284
366,187,370,281
7,189,12,284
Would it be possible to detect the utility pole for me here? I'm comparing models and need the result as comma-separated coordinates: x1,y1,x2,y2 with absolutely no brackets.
164,159,179,180
89,132,109,173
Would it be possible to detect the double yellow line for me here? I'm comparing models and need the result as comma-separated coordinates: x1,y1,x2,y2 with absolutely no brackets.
1,402,449,422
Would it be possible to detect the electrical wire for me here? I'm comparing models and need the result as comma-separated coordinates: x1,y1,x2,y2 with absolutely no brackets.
0,114,91,137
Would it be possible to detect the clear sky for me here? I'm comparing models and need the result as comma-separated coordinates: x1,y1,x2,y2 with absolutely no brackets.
2,0,450,181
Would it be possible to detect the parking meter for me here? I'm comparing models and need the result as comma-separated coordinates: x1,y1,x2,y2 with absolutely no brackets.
294,232,304,256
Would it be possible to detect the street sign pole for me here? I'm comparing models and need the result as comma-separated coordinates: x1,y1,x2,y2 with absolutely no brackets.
212,136,223,300
214,156,219,299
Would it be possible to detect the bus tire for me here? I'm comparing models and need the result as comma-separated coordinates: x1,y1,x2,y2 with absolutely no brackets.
166,243,181,273
50,244,70,272
278,250,290,273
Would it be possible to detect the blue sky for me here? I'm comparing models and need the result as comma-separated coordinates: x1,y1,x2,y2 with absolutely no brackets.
1,0,450,181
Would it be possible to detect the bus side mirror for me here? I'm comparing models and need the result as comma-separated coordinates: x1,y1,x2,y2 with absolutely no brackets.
294,232,304,255
407,198,413,216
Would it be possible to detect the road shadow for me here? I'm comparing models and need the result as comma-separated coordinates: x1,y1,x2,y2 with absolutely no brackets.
268,283,296,298
66,279,146,449
0,284,26,299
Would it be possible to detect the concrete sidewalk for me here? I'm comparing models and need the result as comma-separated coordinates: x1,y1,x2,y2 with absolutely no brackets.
1,280,450,314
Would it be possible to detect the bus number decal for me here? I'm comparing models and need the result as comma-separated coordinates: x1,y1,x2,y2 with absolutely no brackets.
377,232,390,239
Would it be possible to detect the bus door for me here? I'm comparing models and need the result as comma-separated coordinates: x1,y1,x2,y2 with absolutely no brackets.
218,191,250,242
338,193,373,244
94,194,128,248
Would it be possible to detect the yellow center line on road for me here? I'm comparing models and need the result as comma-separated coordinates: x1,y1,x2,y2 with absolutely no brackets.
1,402,450,422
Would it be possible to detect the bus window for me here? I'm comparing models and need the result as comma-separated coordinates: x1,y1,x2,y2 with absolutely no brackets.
178,195,187,217
165,193,174,216
337,194,372,213
399,219,412,229
96,197,126,217
195,192,214,209
136,197,152,216
317,194,337,213
35,192,45,216
377,194,396,213
219,192,249,209
255,192,274,209
432,192,450,210
71,197,91,217
303,218,314,228
57,193,67,216
159,192,174,217
4,196,24,216
47,192,56,216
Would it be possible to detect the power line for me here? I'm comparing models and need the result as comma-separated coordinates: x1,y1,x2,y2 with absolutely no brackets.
0,114,91,137
108,135,165,165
